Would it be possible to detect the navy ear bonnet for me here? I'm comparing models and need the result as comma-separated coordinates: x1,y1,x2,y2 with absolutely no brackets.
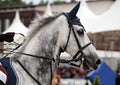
69,16,83,26
63,2,84,28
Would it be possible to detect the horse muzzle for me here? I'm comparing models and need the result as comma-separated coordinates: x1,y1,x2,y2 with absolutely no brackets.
93,59,101,70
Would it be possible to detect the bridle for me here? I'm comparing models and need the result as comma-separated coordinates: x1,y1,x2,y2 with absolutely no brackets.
60,13,92,67
2,13,93,85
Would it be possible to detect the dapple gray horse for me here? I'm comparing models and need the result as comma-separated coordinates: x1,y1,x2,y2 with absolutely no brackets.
12,2,101,85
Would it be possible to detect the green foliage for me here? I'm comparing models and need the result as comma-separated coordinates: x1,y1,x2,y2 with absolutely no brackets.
92,76,102,85
40,0,44,4
0,0,26,7
54,0,66,3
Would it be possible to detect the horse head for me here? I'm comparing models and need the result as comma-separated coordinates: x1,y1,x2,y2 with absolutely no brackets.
59,2,101,71
12,2,101,85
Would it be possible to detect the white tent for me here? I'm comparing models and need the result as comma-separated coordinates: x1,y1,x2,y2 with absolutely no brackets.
43,2,53,18
77,0,120,33
3,11,28,36
77,0,97,32
77,0,96,20
3,11,28,43
92,0,120,32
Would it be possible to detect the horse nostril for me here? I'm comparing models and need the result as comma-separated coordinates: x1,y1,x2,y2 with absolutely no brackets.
96,59,101,65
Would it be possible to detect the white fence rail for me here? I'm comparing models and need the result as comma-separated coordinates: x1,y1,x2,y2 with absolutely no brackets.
60,79,92,85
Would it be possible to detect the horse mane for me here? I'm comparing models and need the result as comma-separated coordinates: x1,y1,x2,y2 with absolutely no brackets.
15,14,62,54
28,14,61,39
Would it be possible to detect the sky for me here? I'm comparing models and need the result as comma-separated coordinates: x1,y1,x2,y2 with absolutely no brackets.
22,0,73,5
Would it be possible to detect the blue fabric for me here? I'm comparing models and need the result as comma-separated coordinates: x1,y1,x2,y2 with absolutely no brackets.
0,58,18,85
87,62,116,85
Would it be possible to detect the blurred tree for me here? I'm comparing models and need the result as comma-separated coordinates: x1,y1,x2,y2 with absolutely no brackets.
0,0,26,7
92,76,102,85
40,0,44,4
54,0,66,3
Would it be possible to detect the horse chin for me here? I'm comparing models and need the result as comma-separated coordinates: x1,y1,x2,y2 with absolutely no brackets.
82,54,101,72
82,62,92,72
82,60,100,73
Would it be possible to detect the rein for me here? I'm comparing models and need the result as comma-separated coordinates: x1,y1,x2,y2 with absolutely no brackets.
2,32,91,85
9,51,86,85
3,13,93,85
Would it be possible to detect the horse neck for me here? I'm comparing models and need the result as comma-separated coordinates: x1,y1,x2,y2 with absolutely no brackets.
23,15,68,58
25,22,60,57
17,15,67,85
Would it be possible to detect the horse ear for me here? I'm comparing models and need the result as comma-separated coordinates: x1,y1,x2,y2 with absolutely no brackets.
68,2,80,19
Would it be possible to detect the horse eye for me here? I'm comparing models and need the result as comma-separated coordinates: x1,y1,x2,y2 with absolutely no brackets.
77,29,84,35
